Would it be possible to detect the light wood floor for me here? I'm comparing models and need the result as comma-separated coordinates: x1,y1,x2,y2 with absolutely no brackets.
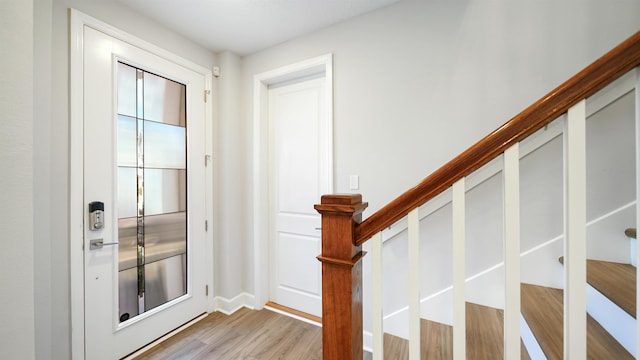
135,308,373,360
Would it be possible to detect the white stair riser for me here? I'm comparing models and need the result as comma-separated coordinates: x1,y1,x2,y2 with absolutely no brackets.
587,285,636,355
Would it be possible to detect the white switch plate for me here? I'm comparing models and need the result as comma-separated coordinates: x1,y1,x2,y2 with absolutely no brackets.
349,175,359,190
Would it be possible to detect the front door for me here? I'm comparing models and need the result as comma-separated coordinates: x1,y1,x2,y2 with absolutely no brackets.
82,26,208,359
268,76,330,317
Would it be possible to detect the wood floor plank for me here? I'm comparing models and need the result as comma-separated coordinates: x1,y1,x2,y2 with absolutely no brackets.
521,283,633,360
136,308,325,360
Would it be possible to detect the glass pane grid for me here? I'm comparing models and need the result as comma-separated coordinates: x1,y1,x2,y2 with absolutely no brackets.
116,61,188,323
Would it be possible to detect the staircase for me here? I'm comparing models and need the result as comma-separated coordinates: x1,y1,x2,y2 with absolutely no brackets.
383,303,532,359
374,251,636,359
315,31,640,359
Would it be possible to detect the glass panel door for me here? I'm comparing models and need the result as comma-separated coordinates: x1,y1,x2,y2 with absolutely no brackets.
116,62,188,322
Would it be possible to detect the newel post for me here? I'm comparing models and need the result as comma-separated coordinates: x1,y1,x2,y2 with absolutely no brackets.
314,194,368,360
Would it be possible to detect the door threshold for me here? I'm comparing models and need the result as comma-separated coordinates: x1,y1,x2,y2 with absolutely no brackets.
265,301,322,326
120,312,208,360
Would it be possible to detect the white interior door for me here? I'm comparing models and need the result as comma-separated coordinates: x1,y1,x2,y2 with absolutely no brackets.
269,76,331,317
82,26,208,359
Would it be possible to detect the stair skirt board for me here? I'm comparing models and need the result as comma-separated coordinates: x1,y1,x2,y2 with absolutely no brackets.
587,284,636,355
521,313,547,360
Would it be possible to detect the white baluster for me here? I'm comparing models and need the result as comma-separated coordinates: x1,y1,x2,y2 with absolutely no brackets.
634,67,640,358
372,231,384,360
452,179,466,360
564,99,587,359
504,144,521,359
408,208,420,359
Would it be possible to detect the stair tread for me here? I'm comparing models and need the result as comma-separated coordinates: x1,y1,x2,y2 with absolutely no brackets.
559,257,636,318
586,259,636,318
383,302,530,359
521,283,633,360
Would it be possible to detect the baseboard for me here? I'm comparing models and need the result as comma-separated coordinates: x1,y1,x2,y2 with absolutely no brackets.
214,292,255,315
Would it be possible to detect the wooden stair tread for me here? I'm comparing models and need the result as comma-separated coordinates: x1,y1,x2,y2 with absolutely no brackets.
586,259,636,318
383,303,530,359
521,283,633,360
559,257,636,318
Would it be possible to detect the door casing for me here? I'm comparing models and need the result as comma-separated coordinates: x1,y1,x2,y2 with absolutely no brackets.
69,9,214,359
252,54,334,309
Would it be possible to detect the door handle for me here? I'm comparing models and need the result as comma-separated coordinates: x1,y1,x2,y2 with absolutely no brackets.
90,238,118,250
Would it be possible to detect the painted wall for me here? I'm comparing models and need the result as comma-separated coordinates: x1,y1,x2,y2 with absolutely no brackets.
215,51,250,302
240,0,640,328
0,1,35,359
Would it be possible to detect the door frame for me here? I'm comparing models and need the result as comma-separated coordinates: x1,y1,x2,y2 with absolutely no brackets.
69,9,214,360
252,54,333,309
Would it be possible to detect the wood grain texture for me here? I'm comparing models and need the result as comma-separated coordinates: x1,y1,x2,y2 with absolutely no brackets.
586,259,636,318
382,303,531,359
314,194,367,360
265,301,322,324
558,257,636,318
521,283,633,360
135,308,336,360
354,31,640,245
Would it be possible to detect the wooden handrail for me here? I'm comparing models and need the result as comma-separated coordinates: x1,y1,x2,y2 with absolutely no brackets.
355,30,640,246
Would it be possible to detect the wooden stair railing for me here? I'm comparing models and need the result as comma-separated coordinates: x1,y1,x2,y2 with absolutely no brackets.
315,30,640,359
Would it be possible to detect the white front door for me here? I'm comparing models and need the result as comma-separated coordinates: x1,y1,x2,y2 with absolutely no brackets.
82,26,208,359
268,76,330,317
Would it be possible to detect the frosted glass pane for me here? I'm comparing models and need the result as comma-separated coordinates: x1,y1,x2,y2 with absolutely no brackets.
144,169,186,216
118,167,137,219
144,212,186,264
117,115,137,167
144,254,186,311
118,217,137,271
144,121,186,169
118,266,139,321
143,72,186,127
117,62,137,117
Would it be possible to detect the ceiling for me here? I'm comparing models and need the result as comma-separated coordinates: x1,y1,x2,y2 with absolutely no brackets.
113,0,401,56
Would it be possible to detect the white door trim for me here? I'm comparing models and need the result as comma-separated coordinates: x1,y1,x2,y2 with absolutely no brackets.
69,9,214,359
252,54,334,309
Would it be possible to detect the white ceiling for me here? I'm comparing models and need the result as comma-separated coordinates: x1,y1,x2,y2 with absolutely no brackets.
114,0,401,56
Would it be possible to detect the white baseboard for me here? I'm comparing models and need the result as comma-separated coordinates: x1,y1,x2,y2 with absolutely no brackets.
214,292,255,315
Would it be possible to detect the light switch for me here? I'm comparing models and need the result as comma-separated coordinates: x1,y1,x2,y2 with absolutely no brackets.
349,175,359,190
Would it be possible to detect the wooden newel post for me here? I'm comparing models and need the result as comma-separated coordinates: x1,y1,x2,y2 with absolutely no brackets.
315,194,368,360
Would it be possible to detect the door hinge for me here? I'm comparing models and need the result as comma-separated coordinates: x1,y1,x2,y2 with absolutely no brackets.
204,89,211,103
205,220,208,231
205,285,209,296
205,154,211,167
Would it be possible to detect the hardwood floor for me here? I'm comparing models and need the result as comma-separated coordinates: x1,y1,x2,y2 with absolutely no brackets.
135,308,373,360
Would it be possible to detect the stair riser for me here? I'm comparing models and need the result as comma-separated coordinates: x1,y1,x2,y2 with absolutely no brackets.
521,314,547,360
587,285,636,355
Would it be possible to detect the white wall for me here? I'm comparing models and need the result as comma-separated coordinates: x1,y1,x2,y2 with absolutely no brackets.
0,1,35,359
215,51,249,302
240,0,640,328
